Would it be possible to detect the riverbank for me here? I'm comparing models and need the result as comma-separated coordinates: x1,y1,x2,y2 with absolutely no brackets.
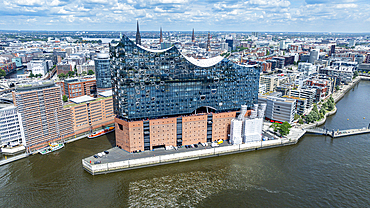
82,77,368,175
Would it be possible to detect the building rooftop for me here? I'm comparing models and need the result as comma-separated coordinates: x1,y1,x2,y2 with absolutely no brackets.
69,95,96,104
15,80,55,91
98,90,112,97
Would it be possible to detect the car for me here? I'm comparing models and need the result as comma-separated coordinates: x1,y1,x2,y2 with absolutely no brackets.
94,161,101,164
190,144,194,148
104,150,109,154
185,145,189,149
93,155,98,158
194,144,198,148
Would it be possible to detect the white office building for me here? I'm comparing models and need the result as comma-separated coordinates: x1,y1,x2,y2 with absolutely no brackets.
27,60,47,76
0,106,26,147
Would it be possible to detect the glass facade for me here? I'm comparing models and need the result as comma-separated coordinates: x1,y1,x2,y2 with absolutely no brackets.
95,55,111,88
110,35,260,120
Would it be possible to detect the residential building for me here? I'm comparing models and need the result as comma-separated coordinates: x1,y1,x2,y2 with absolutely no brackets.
259,75,289,92
94,53,111,89
12,81,73,152
290,88,315,109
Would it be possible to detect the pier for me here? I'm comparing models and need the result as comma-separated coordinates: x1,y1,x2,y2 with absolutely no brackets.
306,126,370,138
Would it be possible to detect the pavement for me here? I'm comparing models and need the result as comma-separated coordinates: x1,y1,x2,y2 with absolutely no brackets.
84,142,232,165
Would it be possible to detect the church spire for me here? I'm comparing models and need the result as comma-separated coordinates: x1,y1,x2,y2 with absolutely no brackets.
136,20,141,45
206,31,211,52
160,27,163,44
192,28,195,42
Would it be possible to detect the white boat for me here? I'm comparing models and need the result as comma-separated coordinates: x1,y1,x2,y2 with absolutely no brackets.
38,143,64,155
1,145,26,155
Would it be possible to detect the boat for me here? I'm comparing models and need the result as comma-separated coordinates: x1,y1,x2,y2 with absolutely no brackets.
1,145,26,156
88,126,115,139
38,143,65,155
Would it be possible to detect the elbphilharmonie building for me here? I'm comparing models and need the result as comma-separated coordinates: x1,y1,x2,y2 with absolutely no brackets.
110,33,260,153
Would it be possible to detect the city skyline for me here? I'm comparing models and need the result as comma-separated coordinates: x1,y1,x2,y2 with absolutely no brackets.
0,0,369,33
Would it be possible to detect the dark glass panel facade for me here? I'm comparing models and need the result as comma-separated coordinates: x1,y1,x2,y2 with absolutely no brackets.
110,35,260,120
95,57,111,88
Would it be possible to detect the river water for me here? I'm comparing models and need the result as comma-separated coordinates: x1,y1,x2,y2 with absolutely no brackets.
1,81,370,207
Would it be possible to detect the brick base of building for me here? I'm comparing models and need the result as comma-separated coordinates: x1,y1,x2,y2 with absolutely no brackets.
115,111,238,153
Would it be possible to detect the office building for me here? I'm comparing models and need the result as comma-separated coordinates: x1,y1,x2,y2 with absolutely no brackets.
258,96,296,123
111,33,260,153
66,92,114,135
12,81,73,152
56,64,72,75
27,60,47,76
12,57,22,68
348,39,356,48
309,49,319,64
58,78,97,99
94,53,111,89
0,105,25,147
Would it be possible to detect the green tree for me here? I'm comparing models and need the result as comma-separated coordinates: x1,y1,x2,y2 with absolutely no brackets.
270,123,280,133
62,95,68,102
335,86,340,91
29,72,35,78
319,108,326,116
58,73,66,80
82,71,87,76
37,73,42,78
294,114,300,120
298,118,304,124
88,70,94,75
0,69,5,78
68,71,75,77
279,122,292,136
313,104,319,114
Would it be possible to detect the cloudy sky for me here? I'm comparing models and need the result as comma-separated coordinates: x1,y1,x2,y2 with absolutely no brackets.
1,0,369,32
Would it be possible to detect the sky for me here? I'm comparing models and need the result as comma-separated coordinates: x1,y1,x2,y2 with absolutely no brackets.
0,0,370,33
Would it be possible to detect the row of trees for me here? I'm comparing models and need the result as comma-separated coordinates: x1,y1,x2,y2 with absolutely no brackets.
270,121,292,137
29,72,43,78
58,70,94,80
304,96,335,124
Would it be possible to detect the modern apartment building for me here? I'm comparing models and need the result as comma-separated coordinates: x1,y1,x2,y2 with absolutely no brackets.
0,105,25,147
94,53,111,89
290,88,316,109
110,34,260,153
259,75,289,92
12,81,73,152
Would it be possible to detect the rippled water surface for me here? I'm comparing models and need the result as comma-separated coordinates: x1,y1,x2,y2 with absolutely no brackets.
1,81,370,207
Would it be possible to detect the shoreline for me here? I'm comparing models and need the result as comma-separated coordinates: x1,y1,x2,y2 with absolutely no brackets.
82,76,369,175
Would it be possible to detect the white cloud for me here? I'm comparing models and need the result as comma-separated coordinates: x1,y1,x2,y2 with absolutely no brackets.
336,3,358,8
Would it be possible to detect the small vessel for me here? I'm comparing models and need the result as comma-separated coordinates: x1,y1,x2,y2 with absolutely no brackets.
88,126,115,139
38,143,64,155
1,144,26,156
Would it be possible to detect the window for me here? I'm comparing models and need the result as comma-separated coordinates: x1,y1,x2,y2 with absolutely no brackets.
118,124,123,130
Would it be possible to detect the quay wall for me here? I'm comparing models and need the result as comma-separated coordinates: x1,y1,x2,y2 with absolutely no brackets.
82,136,309,175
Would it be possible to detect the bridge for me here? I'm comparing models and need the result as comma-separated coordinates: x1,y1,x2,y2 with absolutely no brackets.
306,126,370,138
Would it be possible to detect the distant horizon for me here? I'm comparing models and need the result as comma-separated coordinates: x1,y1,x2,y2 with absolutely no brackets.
0,0,369,33
1,30,369,35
